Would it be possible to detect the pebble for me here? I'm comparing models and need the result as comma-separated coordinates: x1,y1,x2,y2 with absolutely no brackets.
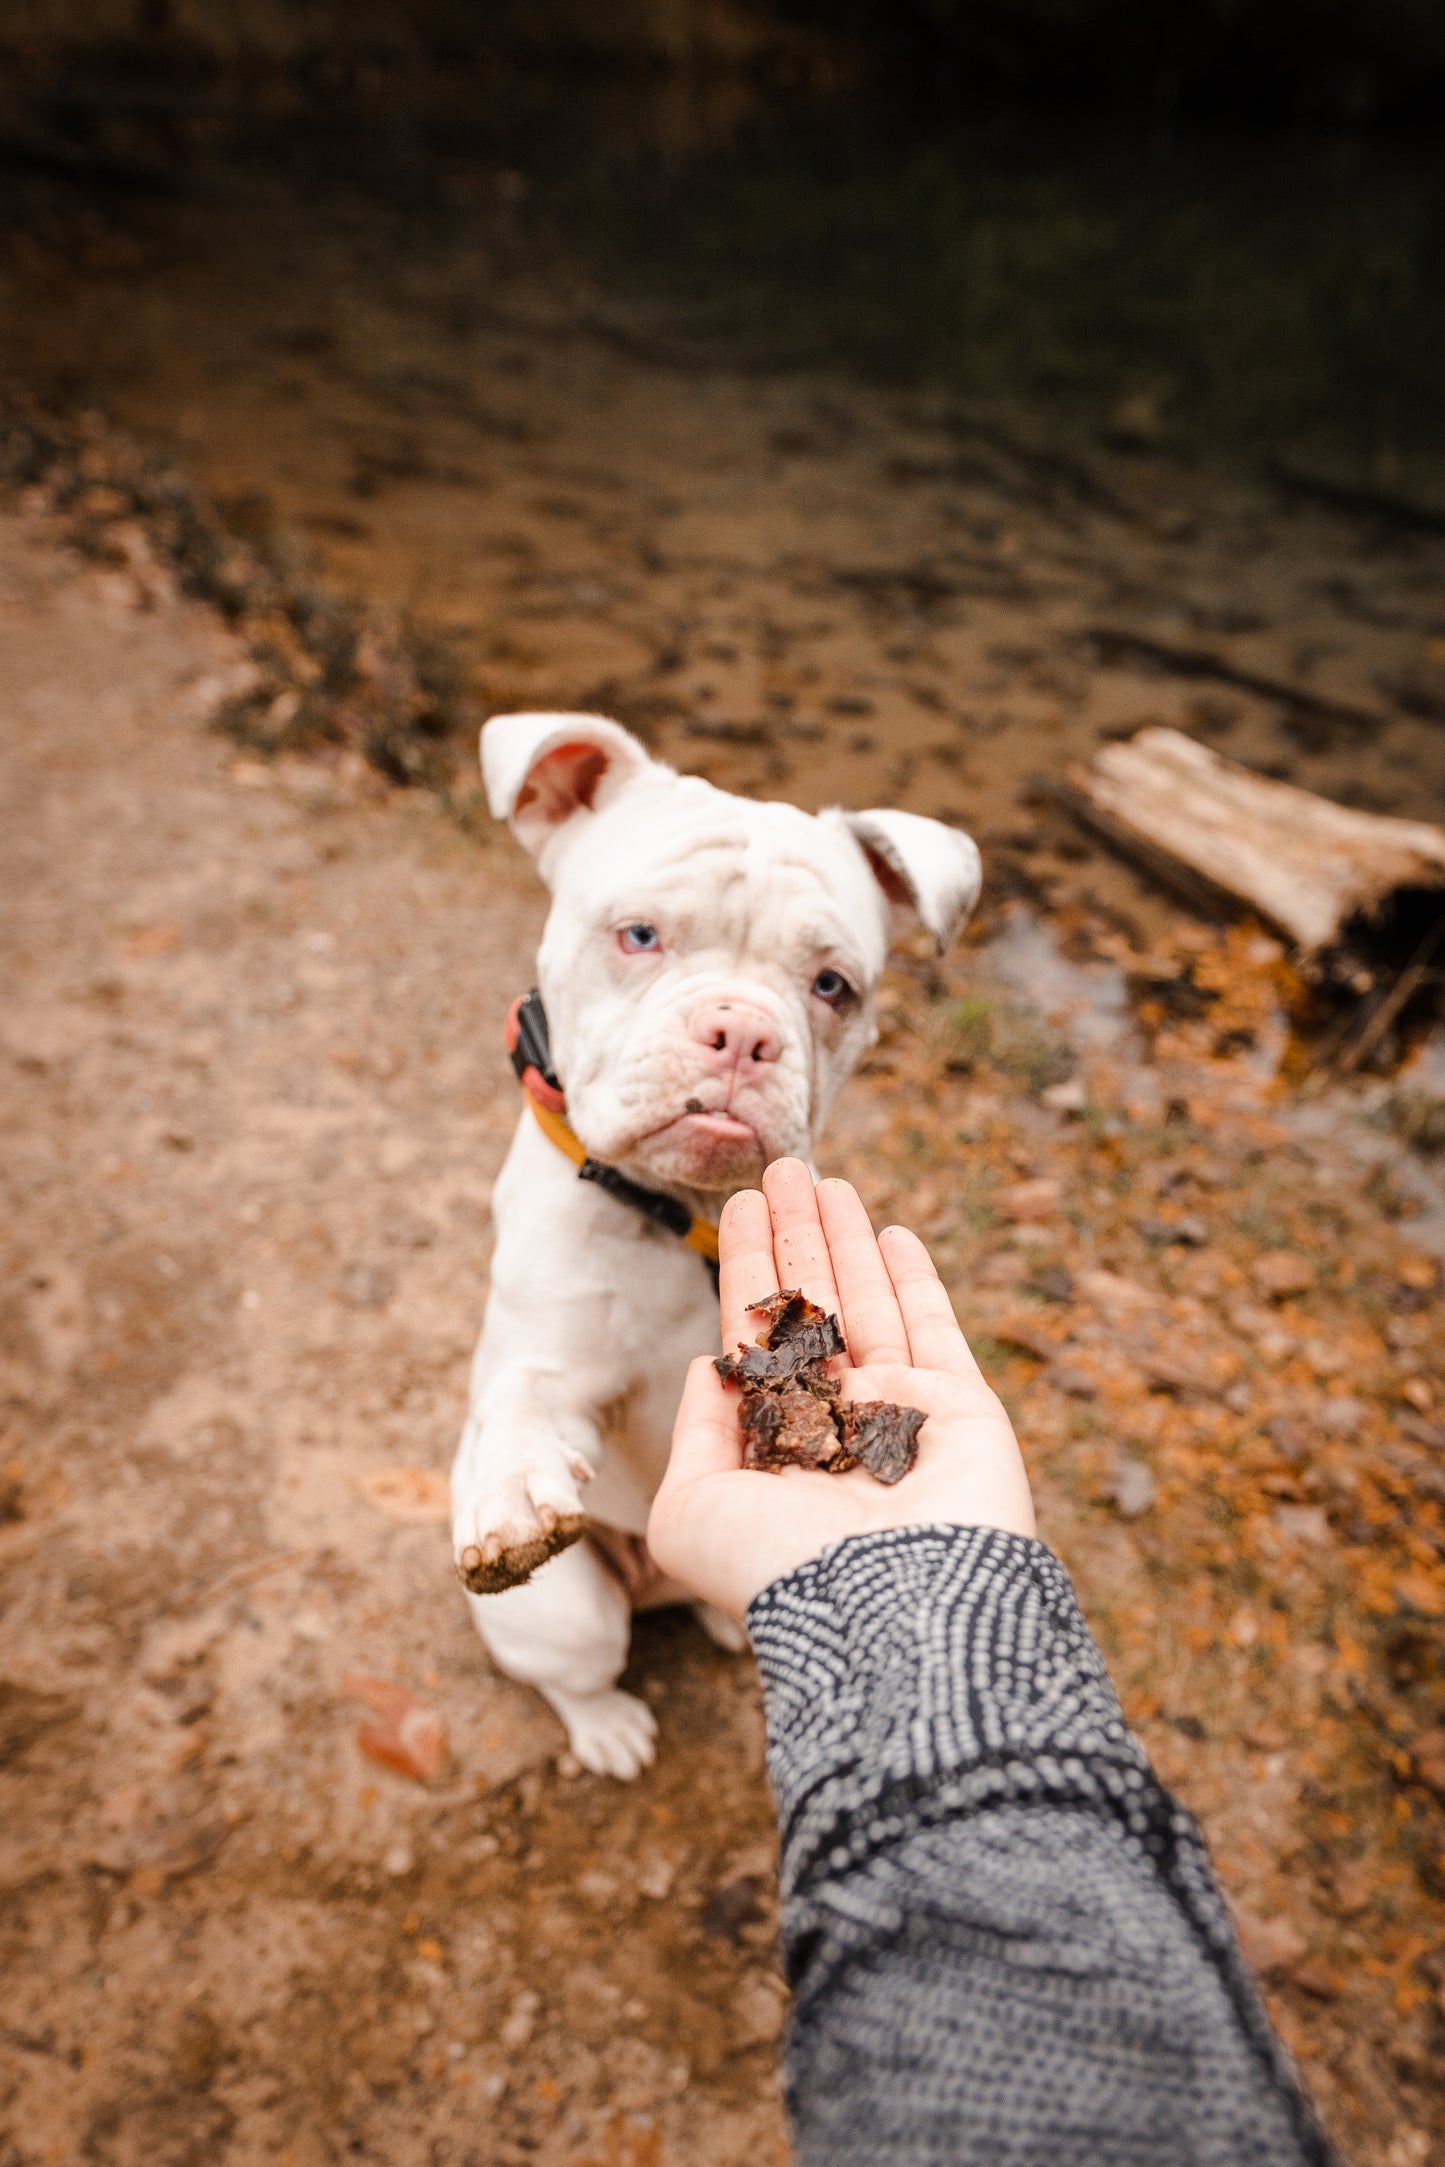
1252,1250,1314,1299
1111,1460,1156,1517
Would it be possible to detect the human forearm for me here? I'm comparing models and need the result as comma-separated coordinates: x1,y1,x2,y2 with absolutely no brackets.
749,1525,1336,2167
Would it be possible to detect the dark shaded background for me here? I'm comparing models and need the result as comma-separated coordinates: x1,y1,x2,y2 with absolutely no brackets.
2,1,1443,476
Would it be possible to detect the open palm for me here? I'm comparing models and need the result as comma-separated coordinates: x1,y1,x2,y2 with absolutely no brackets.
649,1160,1035,1620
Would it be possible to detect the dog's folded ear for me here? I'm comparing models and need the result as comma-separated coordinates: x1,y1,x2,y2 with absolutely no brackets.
482,713,657,870
836,808,982,954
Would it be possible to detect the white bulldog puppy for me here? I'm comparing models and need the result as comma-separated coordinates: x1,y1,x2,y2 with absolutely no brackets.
452,711,981,1776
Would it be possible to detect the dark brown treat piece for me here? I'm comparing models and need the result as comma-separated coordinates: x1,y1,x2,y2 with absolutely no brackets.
754,1289,847,1366
839,1401,926,1486
742,1383,846,1473
715,1286,924,1487
715,1341,782,1389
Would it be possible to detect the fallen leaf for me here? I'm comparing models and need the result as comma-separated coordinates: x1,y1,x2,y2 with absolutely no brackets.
356,1467,450,1524
1076,1268,1158,1316
1412,1729,1445,1800
342,1674,448,1782
1396,1571,1445,1620
1001,1177,1062,1221
1234,1907,1308,1976
1292,1958,1343,2000
983,1310,1063,1361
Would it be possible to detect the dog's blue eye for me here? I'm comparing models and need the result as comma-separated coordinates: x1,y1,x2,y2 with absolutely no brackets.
812,968,850,1005
619,923,660,953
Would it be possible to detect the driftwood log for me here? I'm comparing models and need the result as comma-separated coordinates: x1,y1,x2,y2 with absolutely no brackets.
1062,727,1445,966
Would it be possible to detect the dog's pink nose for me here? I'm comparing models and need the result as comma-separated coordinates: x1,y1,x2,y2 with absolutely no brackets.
689,1002,782,1070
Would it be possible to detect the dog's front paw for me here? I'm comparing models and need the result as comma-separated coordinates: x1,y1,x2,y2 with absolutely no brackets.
548,1686,657,1779
453,1449,587,1595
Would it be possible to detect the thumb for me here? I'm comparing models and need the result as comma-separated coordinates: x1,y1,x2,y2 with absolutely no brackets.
658,1356,741,1494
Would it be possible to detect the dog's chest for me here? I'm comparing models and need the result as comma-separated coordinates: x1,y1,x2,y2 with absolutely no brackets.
582,1242,718,1534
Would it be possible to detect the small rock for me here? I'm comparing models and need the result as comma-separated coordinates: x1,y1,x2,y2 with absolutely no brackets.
1268,1417,1310,1463
1136,1215,1207,1248
1040,1077,1086,1114
1318,1397,1366,1438
1273,1504,1331,1546
343,1264,394,1309
1076,1268,1157,1316
1253,1251,1314,1300
1002,1177,1063,1222
1111,1460,1156,1517
1301,1336,1349,1379
1233,1907,1308,1977
383,1843,414,1877
499,1990,540,2051
1322,1862,1371,1917
732,1971,788,2046
637,1855,677,1900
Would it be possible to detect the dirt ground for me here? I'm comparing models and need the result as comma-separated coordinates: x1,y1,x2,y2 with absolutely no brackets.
4,152,1445,2167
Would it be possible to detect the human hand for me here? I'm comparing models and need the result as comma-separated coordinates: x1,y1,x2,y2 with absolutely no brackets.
648,1159,1036,1620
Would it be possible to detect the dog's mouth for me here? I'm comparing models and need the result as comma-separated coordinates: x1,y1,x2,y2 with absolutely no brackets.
662,1101,760,1146
632,1100,768,1183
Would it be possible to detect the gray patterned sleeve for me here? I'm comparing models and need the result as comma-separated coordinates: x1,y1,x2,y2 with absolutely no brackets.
746,1524,1336,2167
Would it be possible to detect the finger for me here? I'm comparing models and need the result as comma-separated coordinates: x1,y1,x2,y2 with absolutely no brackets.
815,1179,911,1364
761,1158,843,1337
659,1356,743,1489
878,1224,983,1377
719,1188,780,1352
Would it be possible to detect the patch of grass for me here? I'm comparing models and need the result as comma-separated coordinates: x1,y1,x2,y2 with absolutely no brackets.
934,990,1074,1095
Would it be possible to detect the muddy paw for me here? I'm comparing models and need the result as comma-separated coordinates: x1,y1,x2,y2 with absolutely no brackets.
456,1508,587,1595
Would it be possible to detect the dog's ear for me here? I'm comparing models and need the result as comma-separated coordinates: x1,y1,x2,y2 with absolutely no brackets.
838,808,982,953
481,712,658,868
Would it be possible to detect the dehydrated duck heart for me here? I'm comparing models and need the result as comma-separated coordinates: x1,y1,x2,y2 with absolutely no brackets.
741,1382,846,1472
715,1288,924,1484
838,1400,926,1487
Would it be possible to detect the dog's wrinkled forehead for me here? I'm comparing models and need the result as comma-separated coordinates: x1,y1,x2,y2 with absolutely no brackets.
482,709,983,958
552,774,889,966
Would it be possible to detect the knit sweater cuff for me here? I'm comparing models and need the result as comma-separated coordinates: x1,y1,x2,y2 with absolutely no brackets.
746,1524,1147,1884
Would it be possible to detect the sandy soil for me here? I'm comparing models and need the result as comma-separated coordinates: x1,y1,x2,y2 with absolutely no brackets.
0,516,786,2166
4,157,1445,2167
